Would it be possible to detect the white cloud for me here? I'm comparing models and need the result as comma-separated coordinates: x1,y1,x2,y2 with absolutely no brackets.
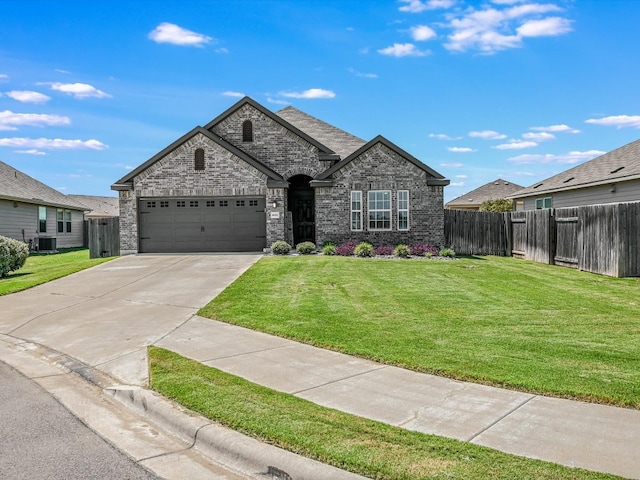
530,124,580,133
448,146,476,152
215,47,229,54
148,22,213,47
494,140,538,150
399,0,456,13
585,115,640,129
46,82,111,99
0,110,71,131
507,150,604,165
517,17,572,37
522,131,555,141
222,91,245,98
0,137,108,150
267,97,290,105
378,43,429,57
410,25,437,41
429,133,461,140
55,69,72,74
449,181,466,187
348,68,378,78
5,90,51,104
15,149,46,155
280,88,336,99
456,174,468,178
0,74,8,80
440,162,464,167
469,130,506,139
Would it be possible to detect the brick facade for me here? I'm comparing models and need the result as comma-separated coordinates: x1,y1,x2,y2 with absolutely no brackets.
113,97,448,253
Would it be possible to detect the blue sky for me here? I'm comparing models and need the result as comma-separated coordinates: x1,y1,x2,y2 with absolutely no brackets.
1,0,639,203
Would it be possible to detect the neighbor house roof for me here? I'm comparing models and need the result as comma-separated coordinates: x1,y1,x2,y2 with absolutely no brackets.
276,106,367,160
0,160,87,210
508,138,640,199
446,178,524,209
68,195,119,217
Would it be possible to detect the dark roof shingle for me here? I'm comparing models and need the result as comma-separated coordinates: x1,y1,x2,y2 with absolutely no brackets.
446,179,524,208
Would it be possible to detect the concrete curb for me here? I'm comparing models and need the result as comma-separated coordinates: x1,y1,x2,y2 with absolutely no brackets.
106,385,369,480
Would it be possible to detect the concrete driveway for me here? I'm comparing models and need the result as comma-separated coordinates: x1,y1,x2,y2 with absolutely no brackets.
0,254,262,385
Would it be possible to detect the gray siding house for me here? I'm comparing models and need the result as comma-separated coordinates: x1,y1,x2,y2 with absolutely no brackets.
0,160,87,250
112,97,449,254
509,138,640,210
445,178,523,210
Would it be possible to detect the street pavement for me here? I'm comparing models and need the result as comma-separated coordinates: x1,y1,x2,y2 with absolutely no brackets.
0,253,639,479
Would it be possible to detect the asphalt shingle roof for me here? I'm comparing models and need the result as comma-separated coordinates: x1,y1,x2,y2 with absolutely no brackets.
68,195,119,217
446,178,524,208
0,160,87,210
276,106,367,159
510,138,640,198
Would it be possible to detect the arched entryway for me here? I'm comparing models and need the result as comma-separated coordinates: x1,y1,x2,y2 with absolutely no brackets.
287,175,315,246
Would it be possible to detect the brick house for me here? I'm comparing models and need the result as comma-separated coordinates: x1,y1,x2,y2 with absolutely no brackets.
111,97,449,254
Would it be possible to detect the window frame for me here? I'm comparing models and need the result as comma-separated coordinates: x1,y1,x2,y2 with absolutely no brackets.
65,210,72,233
194,148,205,171
38,206,47,233
350,191,362,231
367,190,392,231
242,120,253,142
535,197,553,209
397,190,409,231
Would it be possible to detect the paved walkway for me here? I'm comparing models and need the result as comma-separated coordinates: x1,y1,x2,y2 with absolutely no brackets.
1,254,638,479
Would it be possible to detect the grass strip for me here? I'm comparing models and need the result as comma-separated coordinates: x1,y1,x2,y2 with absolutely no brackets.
198,255,640,408
0,248,114,295
149,346,619,480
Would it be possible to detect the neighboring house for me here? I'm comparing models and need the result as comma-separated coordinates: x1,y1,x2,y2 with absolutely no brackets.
68,195,119,218
0,160,87,250
508,138,640,210
112,96,449,254
445,178,523,210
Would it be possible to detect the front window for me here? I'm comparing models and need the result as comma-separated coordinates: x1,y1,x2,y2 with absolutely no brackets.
368,190,391,230
194,148,205,171
38,206,47,233
57,209,64,233
351,191,362,231
535,197,552,209
398,190,409,231
65,210,72,233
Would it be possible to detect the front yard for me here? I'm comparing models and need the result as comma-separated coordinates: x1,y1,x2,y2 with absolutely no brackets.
199,255,640,408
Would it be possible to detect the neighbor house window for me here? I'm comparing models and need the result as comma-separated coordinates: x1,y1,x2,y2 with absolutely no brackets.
242,120,253,142
368,190,391,230
57,209,64,233
65,210,71,233
194,148,205,171
351,191,362,231
38,206,47,233
398,190,409,231
535,197,552,209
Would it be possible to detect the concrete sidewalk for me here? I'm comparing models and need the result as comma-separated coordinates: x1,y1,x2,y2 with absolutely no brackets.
1,254,638,479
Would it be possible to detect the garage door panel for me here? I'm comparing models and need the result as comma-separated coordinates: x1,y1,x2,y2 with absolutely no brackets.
139,197,266,253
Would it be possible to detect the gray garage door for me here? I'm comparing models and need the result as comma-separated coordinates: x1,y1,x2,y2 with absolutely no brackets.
138,197,266,253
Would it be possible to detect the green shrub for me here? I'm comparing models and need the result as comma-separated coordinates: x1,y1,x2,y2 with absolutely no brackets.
439,248,456,258
322,240,337,248
425,252,433,259
296,242,316,255
393,244,411,258
0,235,29,278
354,242,374,258
321,244,336,255
271,241,292,255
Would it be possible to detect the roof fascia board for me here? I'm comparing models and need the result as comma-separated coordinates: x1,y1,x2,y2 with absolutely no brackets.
204,96,337,155
506,173,640,199
0,195,87,211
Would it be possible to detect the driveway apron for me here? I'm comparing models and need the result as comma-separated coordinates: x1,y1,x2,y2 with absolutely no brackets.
0,254,262,385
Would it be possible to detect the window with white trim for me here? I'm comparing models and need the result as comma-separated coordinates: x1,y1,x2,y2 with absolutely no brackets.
368,190,391,230
535,197,552,209
350,191,362,231
38,206,47,233
398,190,409,231
57,209,72,233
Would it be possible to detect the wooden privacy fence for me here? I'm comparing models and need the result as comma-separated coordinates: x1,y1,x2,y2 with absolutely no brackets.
444,202,640,277
87,217,120,259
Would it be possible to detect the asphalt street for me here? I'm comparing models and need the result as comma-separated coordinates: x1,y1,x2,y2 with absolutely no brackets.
0,361,159,480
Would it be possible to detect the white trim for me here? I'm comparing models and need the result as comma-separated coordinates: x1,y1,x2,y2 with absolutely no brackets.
367,190,391,231
350,190,362,231
398,190,409,231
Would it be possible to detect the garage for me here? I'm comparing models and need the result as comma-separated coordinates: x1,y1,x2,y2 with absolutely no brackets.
138,197,266,253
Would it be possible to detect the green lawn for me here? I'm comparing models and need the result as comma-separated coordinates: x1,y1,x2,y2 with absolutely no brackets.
150,346,619,480
0,248,114,296
199,255,640,408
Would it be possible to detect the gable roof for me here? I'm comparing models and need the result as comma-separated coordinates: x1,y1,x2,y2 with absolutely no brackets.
112,126,286,189
204,97,339,160
446,179,524,208
316,135,449,185
68,195,119,217
276,106,366,159
509,138,640,199
0,160,87,210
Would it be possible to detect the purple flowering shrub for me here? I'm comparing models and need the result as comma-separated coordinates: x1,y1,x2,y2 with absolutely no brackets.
410,244,440,256
374,245,394,256
335,241,357,256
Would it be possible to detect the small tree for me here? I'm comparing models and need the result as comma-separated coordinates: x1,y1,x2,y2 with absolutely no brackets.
479,198,514,212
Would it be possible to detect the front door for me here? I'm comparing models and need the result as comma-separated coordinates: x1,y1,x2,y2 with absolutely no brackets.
287,175,315,246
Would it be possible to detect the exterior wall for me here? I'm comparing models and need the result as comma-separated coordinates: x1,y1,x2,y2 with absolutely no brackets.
0,200,83,248
315,143,445,247
520,179,640,210
210,104,323,178
119,132,275,253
